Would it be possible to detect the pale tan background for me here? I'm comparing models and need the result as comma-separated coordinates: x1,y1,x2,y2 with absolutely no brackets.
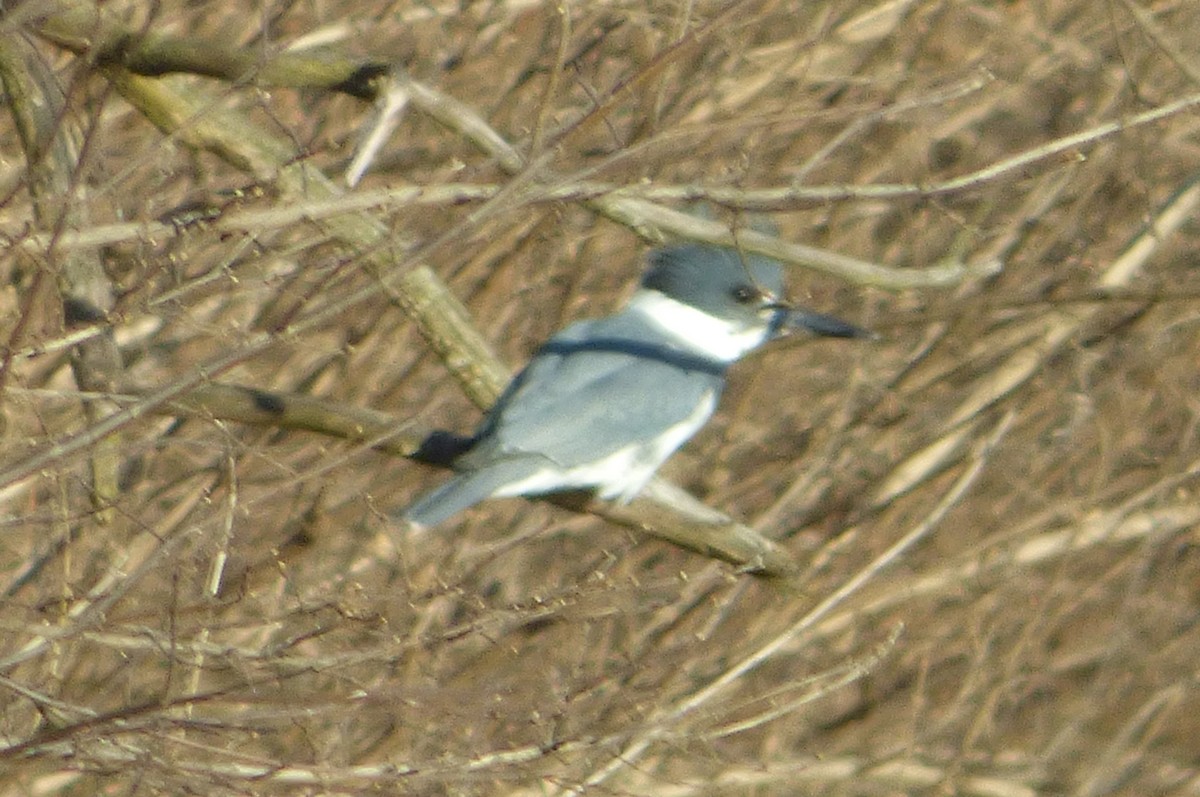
2,1,1199,794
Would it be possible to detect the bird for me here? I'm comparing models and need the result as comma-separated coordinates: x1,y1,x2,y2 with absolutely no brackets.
402,243,871,528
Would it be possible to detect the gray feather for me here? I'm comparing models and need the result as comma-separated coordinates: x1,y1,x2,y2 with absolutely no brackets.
462,314,725,469
399,243,868,528
402,309,730,526
402,460,545,528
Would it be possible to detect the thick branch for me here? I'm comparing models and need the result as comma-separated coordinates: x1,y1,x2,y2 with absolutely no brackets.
143,383,799,575
30,1,388,98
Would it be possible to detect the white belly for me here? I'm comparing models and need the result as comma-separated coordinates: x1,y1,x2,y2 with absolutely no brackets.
492,391,718,503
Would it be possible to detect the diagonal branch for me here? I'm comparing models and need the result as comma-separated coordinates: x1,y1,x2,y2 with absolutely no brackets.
28,0,388,98
3,48,800,576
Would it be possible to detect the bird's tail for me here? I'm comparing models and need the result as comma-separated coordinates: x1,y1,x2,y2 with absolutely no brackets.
400,465,537,530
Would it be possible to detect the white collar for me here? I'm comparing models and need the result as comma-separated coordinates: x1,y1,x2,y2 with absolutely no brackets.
624,289,771,363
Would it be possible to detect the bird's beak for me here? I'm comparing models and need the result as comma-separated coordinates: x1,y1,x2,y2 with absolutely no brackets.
765,301,875,340
786,308,875,339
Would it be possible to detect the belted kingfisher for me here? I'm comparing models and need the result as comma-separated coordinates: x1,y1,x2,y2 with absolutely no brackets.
403,243,870,528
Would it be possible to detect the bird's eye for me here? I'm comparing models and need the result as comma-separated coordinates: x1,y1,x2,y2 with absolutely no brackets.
731,285,759,304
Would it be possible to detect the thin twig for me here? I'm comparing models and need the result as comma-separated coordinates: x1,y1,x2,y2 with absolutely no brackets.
566,412,1014,793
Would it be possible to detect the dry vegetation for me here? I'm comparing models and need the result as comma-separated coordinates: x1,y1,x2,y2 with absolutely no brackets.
3,0,1200,794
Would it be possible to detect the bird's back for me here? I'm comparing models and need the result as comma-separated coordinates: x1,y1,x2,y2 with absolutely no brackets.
461,310,728,472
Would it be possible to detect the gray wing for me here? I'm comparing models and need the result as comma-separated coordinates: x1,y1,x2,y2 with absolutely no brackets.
402,460,548,528
462,318,725,469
